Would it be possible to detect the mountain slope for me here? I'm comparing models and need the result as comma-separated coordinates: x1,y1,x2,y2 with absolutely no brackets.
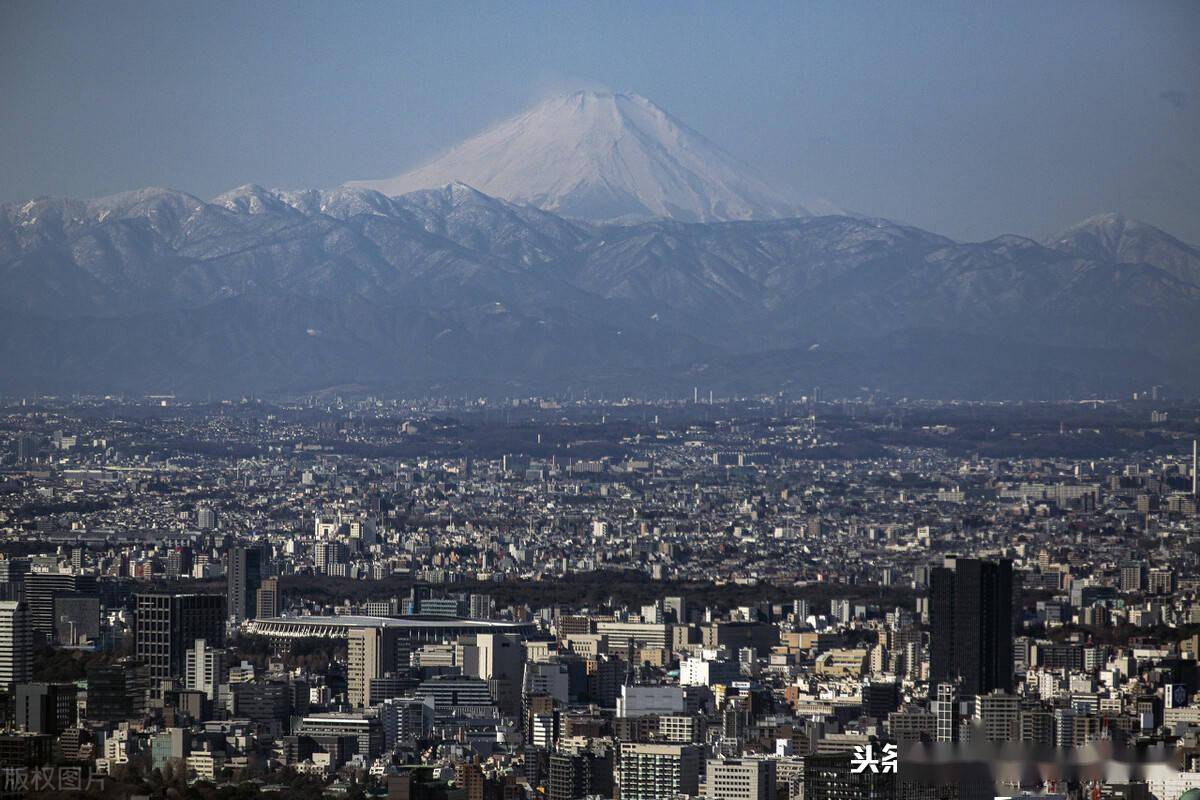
1,185,1198,398
348,92,833,223
1045,212,1200,286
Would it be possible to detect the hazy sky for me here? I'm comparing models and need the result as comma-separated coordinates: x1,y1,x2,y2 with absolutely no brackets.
2,1,1198,242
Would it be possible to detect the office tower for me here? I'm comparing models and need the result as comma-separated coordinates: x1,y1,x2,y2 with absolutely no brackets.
705,758,776,800
379,696,434,749
665,596,687,624
15,683,77,734
196,506,217,530
16,432,41,463
468,593,493,620
0,558,30,601
135,593,226,679
933,683,959,743
24,571,98,641
862,681,901,721
86,664,134,723
348,626,402,709
615,742,701,800
977,690,1020,742
165,547,193,579
185,639,227,701
256,577,280,619
0,601,32,687
803,751,896,800
230,682,292,728
474,632,524,682
794,598,810,622
226,545,264,623
548,749,613,800
294,712,385,761
457,762,486,800
887,706,936,744
313,541,349,572
1193,439,1198,496
929,557,1013,696
1119,560,1147,593
53,593,100,645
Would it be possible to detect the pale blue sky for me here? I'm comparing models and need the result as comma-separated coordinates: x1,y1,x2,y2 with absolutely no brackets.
2,0,1197,241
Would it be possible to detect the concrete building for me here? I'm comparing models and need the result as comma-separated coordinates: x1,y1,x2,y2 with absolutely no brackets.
705,757,776,800
0,601,32,687
347,626,403,709
615,742,701,800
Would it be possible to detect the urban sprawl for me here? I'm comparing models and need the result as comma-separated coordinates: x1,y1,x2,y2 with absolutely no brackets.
1,392,1199,800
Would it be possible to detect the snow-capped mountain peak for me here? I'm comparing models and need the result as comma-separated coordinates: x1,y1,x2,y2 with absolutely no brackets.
348,91,836,223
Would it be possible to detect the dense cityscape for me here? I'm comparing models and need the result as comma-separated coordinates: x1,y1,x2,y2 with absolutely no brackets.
0,392,1198,800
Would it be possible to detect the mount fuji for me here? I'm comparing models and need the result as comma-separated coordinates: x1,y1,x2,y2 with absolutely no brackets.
349,91,837,223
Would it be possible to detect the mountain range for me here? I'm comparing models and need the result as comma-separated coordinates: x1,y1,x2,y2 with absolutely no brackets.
2,91,1198,399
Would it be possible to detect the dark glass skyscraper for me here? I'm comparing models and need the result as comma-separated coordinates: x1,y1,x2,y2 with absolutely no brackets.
226,545,264,623
930,557,1013,696
135,592,226,679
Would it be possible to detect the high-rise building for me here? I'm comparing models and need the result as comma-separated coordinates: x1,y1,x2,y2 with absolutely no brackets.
933,683,959,743
226,545,264,623
0,601,33,687
615,742,701,800
887,706,935,744
165,547,193,579
705,757,776,800
185,639,227,701
256,577,280,620
548,749,613,800
929,557,1013,696
803,751,895,800
24,571,98,641
468,593,493,620
1120,559,1149,593
196,506,217,530
86,664,134,724
347,626,402,709
976,690,1019,742
313,541,348,572
15,683,77,734
135,593,226,679
378,696,434,749
665,596,688,624
53,592,100,645
1192,439,1197,497
457,762,485,800
15,432,41,463
862,681,900,721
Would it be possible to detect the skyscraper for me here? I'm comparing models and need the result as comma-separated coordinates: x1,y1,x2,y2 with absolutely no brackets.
185,638,227,701
16,432,41,463
24,571,98,641
256,577,280,620
135,593,226,679
347,626,402,709
930,557,1013,696
0,600,32,687
1192,439,1197,497
226,545,264,623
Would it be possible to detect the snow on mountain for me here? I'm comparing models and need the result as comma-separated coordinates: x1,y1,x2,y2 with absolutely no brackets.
1045,212,1200,287
348,91,836,223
